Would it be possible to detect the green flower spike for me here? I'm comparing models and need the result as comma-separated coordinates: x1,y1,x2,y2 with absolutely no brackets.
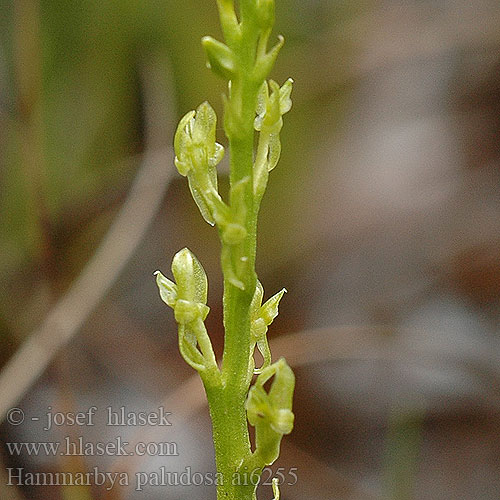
157,0,295,497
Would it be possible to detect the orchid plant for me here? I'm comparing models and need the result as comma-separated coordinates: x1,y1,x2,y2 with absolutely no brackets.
155,1,294,498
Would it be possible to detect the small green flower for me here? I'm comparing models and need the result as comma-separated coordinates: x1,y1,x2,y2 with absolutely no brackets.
155,248,218,375
254,78,293,136
250,281,286,373
156,247,209,323
253,78,293,197
174,102,225,225
246,359,295,464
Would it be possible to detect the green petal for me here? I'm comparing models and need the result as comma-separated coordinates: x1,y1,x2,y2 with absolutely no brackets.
279,78,293,115
267,132,282,171
174,110,195,156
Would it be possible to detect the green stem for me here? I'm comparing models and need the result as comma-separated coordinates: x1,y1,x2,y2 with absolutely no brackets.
206,386,256,500
205,15,264,497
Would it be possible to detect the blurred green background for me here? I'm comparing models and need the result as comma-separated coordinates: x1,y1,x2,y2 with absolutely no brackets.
1,0,500,499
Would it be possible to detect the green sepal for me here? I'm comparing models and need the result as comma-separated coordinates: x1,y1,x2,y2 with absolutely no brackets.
187,179,217,227
260,287,286,326
254,35,284,81
250,281,265,317
154,270,178,308
202,36,236,80
174,111,196,176
193,101,218,147
250,283,286,340
267,132,281,172
278,78,293,115
254,82,269,132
